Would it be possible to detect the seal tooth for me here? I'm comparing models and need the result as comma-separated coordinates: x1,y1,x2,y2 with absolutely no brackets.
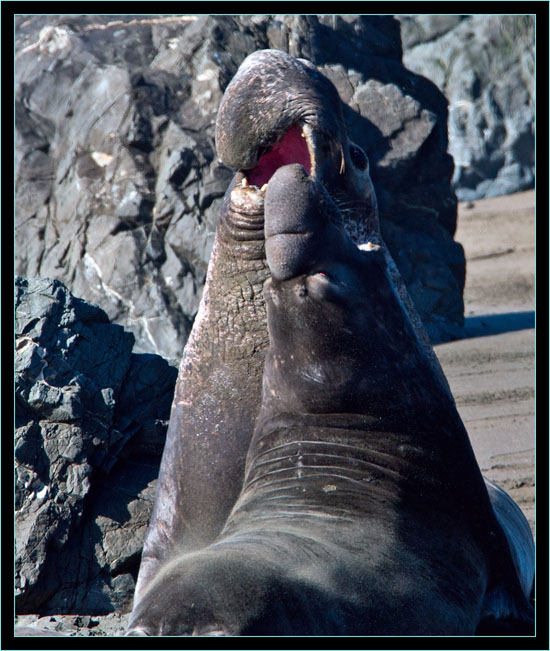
339,141,346,174
242,177,249,187
261,183,268,193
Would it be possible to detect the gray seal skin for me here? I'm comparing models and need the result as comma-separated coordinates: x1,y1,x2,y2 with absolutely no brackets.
133,48,445,606
133,49,457,607
133,49,381,604
131,49,529,624
127,164,534,636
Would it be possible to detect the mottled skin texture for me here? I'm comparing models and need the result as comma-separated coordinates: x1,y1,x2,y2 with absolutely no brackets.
128,165,533,636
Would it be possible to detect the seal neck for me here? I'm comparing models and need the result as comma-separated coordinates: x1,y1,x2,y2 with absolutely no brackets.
217,182,265,260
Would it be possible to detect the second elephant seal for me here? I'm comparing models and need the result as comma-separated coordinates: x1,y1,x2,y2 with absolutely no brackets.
128,164,533,635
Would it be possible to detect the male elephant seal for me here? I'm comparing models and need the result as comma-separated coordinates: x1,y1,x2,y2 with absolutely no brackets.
128,164,534,636
133,49,453,606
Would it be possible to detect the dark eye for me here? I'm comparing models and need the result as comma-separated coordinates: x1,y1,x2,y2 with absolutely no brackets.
349,144,368,171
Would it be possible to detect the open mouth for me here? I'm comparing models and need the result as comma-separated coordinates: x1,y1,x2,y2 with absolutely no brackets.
239,123,314,192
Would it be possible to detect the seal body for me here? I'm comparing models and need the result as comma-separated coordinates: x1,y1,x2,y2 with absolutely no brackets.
128,165,533,636
133,49,392,603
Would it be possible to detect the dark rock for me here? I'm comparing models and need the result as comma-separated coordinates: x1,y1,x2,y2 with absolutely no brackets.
398,15,535,200
15,276,177,615
15,14,465,360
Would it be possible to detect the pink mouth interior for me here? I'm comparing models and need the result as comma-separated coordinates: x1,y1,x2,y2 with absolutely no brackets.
247,124,312,188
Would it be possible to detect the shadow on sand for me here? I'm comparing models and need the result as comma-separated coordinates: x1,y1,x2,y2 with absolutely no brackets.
461,311,535,339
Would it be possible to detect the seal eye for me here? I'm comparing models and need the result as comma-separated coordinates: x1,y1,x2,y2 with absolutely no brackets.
349,144,368,171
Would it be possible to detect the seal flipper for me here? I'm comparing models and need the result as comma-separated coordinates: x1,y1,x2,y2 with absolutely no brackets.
477,585,534,635
476,477,535,634
484,477,535,598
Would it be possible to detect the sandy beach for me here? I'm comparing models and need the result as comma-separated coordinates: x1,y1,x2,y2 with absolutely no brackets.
435,190,535,537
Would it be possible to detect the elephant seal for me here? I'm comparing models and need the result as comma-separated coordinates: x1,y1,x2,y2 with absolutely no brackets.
133,49,454,605
128,164,534,636
133,49,379,602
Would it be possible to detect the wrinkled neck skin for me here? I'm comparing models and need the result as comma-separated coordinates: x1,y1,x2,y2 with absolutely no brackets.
183,181,269,370
134,181,270,602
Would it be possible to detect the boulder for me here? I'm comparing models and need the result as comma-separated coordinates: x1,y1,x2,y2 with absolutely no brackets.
15,14,465,362
15,276,177,614
398,15,535,200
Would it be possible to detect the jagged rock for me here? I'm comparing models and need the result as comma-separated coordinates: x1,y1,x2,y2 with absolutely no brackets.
398,15,534,200
15,14,465,362
15,276,177,615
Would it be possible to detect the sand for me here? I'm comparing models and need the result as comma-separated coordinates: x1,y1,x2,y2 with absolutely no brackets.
435,190,535,536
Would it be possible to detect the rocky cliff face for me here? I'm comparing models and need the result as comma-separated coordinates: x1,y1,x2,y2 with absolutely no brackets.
15,15,465,365
15,277,176,614
398,15,535,201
